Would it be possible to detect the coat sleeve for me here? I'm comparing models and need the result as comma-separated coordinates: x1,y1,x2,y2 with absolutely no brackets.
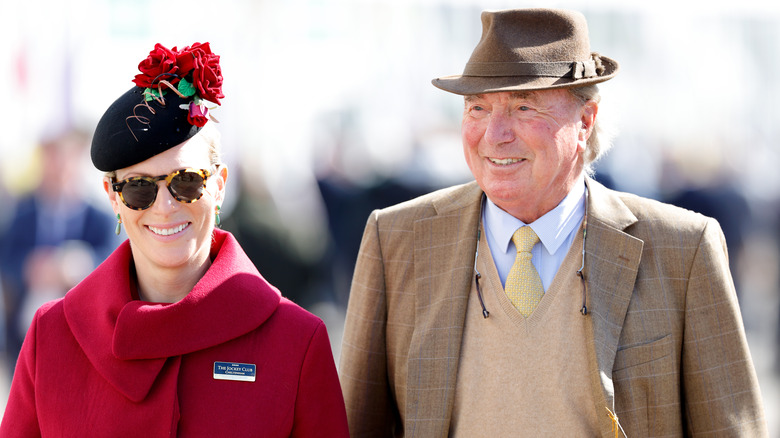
339,211,399,437
291,320,350,438
1,305,43,437
681,218,767,436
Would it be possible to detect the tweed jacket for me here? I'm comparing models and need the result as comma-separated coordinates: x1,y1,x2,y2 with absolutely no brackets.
339,179,767,437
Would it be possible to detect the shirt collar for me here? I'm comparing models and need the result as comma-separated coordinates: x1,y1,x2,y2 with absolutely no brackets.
484,176,586,256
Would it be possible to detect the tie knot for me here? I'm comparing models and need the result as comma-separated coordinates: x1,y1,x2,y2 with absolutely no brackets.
512,226,539,253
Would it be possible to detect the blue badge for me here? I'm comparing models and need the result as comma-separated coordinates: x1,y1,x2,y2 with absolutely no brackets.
213,362,257,382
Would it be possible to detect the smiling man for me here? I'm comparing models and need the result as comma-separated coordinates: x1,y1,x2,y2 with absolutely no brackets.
339,8,767,437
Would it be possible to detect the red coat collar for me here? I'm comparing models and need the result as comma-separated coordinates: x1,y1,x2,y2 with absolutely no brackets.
63,229,281,402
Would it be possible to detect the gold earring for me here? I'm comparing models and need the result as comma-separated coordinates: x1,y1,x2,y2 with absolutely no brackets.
215,206,221,227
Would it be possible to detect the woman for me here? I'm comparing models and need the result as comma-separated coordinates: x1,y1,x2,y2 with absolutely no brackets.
1,42,349,437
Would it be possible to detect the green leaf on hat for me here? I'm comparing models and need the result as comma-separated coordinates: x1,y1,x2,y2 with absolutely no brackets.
178,78,197,98
144,87,165,102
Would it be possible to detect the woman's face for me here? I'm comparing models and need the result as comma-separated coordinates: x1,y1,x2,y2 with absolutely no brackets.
104,133,226,276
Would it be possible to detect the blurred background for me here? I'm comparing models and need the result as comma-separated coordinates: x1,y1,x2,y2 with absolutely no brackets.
1,0,779,433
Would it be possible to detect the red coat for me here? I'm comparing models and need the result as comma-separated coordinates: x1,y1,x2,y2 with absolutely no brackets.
1,229,349,437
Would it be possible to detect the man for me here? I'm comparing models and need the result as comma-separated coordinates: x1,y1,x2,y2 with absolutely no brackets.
339,8,767,437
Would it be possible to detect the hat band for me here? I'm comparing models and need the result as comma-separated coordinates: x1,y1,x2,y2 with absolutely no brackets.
463,60,597,79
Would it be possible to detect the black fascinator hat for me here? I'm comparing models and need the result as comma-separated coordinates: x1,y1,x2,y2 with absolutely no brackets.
91,42,224,172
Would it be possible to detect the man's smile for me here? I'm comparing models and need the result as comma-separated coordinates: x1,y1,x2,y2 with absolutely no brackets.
488,157,525,165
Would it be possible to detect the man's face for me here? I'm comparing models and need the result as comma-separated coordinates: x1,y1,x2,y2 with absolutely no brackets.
461,89,596,222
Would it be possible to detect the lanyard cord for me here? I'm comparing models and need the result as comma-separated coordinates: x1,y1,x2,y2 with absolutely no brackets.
577,186,589,315
474,185,589,319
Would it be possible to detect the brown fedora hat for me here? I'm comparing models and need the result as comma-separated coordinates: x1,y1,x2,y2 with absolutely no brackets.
432,8,618,95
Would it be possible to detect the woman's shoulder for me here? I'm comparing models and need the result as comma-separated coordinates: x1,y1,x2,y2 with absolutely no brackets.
19,298,68,341
237,297,335,361
32,298,66,323
272,297,326,329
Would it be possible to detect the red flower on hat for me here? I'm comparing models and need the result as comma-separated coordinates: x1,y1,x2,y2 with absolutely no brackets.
133,43,180,89
187,101,209,127
177,43,224,105
132,42,224,127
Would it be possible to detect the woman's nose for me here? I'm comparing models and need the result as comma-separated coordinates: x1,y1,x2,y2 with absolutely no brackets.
151,180,177,210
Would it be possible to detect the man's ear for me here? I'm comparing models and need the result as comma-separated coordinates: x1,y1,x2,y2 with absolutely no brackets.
578,100,598,150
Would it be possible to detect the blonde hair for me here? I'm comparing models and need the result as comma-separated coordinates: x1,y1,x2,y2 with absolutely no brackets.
198,122,223,167
104,123,222,179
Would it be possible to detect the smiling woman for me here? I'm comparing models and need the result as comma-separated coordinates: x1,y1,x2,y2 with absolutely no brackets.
0,42,349,437
107,134,225,303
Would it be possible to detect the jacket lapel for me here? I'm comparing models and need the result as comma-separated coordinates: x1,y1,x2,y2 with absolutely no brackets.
583,179,644,435
406,182,482,437
403,179,642,436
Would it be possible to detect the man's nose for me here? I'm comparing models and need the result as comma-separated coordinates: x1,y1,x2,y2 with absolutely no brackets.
483,111,515,145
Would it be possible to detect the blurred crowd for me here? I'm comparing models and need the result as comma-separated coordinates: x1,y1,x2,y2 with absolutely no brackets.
0,129,118,377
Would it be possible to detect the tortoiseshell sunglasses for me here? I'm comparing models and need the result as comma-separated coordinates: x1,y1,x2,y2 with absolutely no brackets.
111,168,213,211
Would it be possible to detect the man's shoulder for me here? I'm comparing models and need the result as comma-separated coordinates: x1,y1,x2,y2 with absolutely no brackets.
373,181,481,220
613,188,708,222
593,183,716,237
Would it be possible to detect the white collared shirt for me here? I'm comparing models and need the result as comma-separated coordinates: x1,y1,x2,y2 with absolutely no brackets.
483,177,586,291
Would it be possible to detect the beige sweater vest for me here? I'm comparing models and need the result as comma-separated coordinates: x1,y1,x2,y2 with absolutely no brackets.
449,224,601,437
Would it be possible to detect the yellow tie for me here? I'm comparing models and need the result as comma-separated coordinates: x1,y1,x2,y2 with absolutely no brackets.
505,226,544,317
